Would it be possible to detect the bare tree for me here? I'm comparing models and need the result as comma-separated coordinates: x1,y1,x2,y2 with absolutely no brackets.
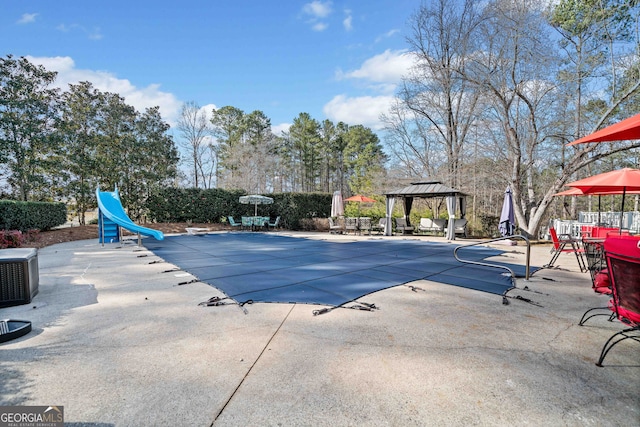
395,0,482,188
176,101,213,188
460,0,640,237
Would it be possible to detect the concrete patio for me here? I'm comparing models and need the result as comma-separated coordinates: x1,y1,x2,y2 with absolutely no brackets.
1,231,638,426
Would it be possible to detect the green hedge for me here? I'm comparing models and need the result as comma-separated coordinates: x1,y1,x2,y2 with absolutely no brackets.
0,200,67,231
144,188,332,230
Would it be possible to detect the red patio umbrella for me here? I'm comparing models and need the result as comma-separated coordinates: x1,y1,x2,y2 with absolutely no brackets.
344,194,377,203
566,168,640,194
566,168,640,232
567,112,640,146
344,194,376,220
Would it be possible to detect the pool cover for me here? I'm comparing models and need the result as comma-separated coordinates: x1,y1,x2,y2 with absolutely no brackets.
144,233,536,307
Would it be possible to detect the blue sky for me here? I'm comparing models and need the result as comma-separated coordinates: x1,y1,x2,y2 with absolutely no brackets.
3,1,419,134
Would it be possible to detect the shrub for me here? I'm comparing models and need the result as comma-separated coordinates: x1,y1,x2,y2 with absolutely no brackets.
0,200,67,231
0,230,24,248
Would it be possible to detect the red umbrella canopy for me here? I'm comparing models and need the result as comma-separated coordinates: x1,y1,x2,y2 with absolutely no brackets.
566,168,640,194
567,113,640,146
344,194,376,203
554,186,640,196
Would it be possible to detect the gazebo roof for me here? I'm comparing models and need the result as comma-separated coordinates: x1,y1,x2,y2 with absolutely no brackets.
384,181,466,198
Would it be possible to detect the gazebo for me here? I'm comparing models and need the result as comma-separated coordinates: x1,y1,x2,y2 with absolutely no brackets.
384,181,467,239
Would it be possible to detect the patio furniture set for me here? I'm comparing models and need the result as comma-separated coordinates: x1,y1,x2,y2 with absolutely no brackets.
545,225,640,366
228,216,280,231
328,217,467,237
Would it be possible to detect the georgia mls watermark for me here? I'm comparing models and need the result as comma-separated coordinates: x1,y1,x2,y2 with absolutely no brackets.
0,406,63,427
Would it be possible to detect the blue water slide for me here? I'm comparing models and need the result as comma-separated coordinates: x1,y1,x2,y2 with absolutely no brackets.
96,187,164,241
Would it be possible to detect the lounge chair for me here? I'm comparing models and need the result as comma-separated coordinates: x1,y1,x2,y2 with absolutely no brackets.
395,217,414,235
453,218,468,237
418,218,446,235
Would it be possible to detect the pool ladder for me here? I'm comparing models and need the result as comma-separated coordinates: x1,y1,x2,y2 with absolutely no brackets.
453,235,532,283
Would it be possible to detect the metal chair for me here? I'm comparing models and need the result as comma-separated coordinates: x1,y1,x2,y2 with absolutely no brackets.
595,237,640,366
544,227,587,272
228,216,242,229
328,217,344,234
358,217,372,235
579,238,614,326
268,216,280,230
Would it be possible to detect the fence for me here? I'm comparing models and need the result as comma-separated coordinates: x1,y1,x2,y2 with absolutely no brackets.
544,211,640,239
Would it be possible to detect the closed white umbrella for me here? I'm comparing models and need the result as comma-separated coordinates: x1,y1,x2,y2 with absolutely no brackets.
331,191,344,217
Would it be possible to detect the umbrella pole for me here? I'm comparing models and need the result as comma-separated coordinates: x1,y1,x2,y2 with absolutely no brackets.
619,188,626,234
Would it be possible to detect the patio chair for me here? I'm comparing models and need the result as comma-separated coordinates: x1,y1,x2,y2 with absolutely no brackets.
578,238,614,326
228,216,242,229
544,227,587,272
268,216,280,230
328,217,344,234
395,217,414,235
454,218,468,237
418,218,445,235
358,217,372,235
241,216,253,231
345,217,358,234
594,237,640,367
371,218,386,234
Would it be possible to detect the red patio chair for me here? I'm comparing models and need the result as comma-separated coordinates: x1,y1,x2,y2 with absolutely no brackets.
594,237,640,367
544,227,587,272
578,238,614,326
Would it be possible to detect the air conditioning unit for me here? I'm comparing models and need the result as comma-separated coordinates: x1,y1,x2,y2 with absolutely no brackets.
0,248,39,308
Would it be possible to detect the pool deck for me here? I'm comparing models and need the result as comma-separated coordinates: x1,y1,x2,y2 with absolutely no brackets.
1,231,638,426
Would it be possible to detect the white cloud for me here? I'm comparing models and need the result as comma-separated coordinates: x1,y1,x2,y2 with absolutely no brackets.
343,10,353,31
26,55,182,125
199,103,218,122
271,123,291,136
375,29,399,43
323,94,396,130
55,23,103,40
312,22,328,32
303,1,332,19
301,1,332,31
339,49,414,87
17,13,37,24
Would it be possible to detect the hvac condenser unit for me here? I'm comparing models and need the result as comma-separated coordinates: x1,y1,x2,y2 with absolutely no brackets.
0,248,39,308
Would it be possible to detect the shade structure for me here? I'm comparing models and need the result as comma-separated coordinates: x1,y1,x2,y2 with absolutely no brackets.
566,168,640,194
331,191,344,217
566,168,640,231
554,187,640,197
554,187,584,197
344,194,376,203
499,186,516,237
344,194,376,218
239,194,274,216
568,113,640,145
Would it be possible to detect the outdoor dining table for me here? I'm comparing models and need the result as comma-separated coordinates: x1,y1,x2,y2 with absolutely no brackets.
242,216,270,231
